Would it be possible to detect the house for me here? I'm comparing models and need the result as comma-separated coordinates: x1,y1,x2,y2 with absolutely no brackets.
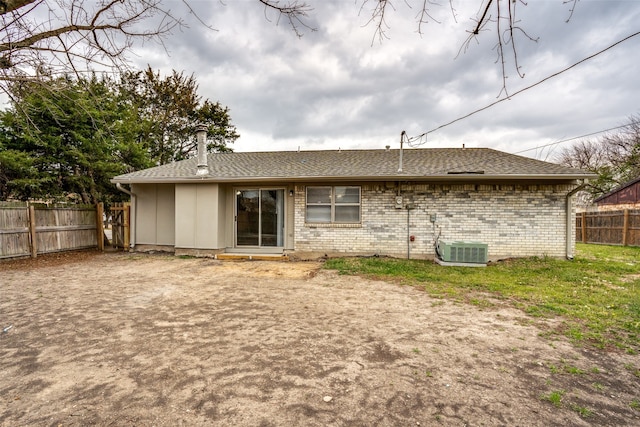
111,129,596,261
592,176,640,211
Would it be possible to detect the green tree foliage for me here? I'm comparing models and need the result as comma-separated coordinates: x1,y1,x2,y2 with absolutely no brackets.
119,66,238,165
557,115,640,201
0,147,39,200
0,76,148,203
0,69,238,203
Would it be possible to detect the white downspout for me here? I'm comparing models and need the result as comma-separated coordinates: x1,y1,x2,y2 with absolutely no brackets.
565,181,587,260
407,206,410,259
406,202,415,259
116,182,136,248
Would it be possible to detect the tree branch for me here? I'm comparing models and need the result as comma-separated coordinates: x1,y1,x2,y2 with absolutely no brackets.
257,0,315,37
473,0,493,35
0,0,35,15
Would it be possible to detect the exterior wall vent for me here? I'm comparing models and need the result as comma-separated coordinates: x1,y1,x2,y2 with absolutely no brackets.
437,240,488,264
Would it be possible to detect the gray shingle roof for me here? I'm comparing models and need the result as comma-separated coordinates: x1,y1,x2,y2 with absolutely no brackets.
111,148,596,183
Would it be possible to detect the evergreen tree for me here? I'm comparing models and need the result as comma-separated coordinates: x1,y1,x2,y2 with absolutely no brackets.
0,76,146,203
119,66,238,165
0,70,238,202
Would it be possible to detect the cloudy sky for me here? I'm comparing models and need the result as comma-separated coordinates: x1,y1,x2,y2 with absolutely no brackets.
133,0,640,160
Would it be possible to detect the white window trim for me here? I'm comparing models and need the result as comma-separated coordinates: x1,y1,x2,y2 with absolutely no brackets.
305,185,361,224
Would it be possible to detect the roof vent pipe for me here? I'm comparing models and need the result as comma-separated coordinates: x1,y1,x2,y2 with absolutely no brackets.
196,124,208,176
398,131,406,173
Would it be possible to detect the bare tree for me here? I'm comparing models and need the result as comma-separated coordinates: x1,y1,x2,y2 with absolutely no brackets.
0,0,313,98
0,1,180,85
462,0,540,96
257,0,314,37
0,1,578,96
557,115,640,202
359,0,567,96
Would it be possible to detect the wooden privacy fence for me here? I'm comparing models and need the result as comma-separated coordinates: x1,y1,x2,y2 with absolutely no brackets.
108,202,130,250
576,209,640,247
0,202,105,259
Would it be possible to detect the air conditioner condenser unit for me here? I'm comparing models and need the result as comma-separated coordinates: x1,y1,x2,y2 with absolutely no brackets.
437,240,488,264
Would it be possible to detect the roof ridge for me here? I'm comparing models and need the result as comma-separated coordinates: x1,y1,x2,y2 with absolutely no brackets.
111,147,596,184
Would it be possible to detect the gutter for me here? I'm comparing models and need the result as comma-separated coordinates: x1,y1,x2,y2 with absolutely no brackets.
116,182,134,197
115,183,136,249
565,181,587,260
110,174,597,185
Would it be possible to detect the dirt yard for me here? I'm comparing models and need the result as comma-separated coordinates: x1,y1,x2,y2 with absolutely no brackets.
1,251,639,426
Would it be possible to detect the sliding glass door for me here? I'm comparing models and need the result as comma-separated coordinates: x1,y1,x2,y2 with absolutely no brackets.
236,189,284,247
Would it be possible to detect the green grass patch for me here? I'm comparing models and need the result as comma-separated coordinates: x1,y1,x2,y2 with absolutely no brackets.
624,363,640,378
541,390,565,407
548,361,585,375
563,365,585,375
571,403,593,418
324,244,640,352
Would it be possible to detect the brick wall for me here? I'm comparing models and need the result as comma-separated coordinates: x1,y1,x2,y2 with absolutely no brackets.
292,182,577,260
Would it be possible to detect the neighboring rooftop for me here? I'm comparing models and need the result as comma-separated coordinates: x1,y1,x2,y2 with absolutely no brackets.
111,148,596,184
594,176,640,205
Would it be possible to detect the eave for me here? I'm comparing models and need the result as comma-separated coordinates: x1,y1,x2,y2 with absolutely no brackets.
111,173,596,185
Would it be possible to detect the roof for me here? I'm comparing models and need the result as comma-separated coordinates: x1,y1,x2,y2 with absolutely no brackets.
594,176,640,204
111,148,596,184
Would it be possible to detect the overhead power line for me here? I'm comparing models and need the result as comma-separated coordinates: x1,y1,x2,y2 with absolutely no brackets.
402,122,633,179
406,29,640,145
512,123,632,155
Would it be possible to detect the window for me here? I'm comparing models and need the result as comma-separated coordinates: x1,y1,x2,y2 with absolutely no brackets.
306,186,361,223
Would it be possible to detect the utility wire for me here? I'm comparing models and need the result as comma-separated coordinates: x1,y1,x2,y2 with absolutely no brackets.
403,121,632,178
512,123,632,155
407,29,640,143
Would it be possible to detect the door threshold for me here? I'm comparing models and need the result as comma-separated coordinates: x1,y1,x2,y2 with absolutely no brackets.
216,253,289,261
226,248,284,254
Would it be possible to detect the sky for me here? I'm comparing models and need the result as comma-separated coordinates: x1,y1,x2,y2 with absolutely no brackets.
131,0,640,160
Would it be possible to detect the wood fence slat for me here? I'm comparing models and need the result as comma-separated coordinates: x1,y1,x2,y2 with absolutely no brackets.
623,210,629,246
28,205,37,258
96,202,104,252
106,202,130,251
123,204,130,251
35,225,97,232
0,203,30,258
0,228,29,234
0,202,100,259
576,209,640,247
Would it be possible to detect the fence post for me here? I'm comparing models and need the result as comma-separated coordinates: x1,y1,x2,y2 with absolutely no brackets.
581,212,587,243
124,203,130,252
96,202,105,252
622,209,629,246
28,204,37,258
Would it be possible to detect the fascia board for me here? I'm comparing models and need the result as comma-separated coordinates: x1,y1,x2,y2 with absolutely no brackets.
111,173,596,185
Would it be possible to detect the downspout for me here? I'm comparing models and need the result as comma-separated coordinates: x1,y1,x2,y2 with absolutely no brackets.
565,181,587,260
116,182,136,248
407,206,410,259
406,202,414,259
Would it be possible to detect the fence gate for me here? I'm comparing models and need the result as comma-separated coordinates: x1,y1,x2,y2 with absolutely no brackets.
109,202,130,250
